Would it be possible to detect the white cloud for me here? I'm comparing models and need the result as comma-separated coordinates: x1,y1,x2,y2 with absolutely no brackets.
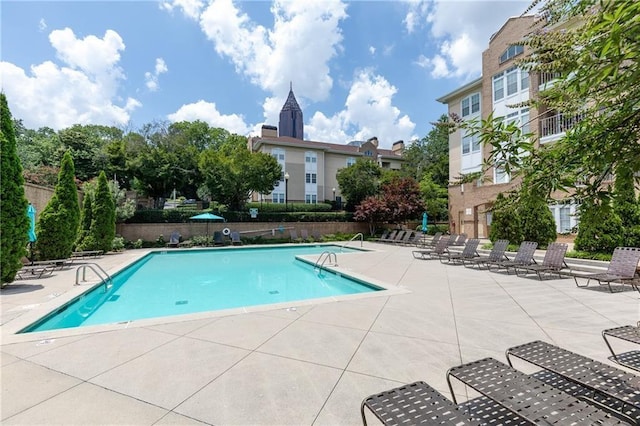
408,1,528,78
168,100,250,135
144,58,168,91
39,18,47,32
159,0,204,20
305,70,416,148
368,46,376,55
0,28,140,130
168,0,347,126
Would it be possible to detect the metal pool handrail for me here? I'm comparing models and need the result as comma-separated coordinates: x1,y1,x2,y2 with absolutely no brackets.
342,232,363,249
314,251,338,272
75,263,113,293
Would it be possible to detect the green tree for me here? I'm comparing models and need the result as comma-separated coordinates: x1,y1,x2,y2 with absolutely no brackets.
58,124,122,182
612,163,640,247
81,177,135,223
402,115,451,187
86,171,116,253
489,193,523,245
336,158,382,211
1,93,30,285
199,134,282,211
518,189,557,248
574,202,624,254
419,173,449,221
35,151,80,260
76,192,93,249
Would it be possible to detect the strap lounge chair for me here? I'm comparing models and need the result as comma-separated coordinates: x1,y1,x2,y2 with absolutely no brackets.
453,233,468,246
514,242,569,280
573,247,640,293
412,236,450,260
440,239,480,264
311,230,322,241
418,231,443,248
300,229,309,242
602,325,640,372
463,239,509,269
16,264,55,279
447,357,621,424
289,229,300,242
213,231,225,246
487,241,538,274
167,231,181,248
394,230,414,245
377,230,396,243
506,340,640,423
361,381,480,426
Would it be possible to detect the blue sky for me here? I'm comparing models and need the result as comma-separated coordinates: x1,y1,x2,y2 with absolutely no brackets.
1,0,529,149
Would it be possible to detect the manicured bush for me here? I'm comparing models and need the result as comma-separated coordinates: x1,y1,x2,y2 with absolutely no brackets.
489,193,523,244
613,163,640,247
75,192,93,248
518,190,557,248
88,172,116,252
245,202,332,212
127,209,353,223
0,93,30,285
35,151,80,260
574,202,623,254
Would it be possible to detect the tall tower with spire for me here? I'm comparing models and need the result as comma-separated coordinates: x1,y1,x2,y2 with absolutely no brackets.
279,82,303,139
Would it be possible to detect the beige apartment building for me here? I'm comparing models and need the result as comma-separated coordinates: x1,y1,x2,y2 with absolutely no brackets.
248,87,404,206
437,15,580,238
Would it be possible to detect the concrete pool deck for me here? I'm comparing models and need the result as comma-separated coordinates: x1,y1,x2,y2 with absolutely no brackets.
1,242,638,425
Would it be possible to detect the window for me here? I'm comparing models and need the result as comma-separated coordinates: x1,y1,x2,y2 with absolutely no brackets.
462,132,480,155
305,194,317,204
305,173,317,184
271,148,285,161
493,73,504,101
461,93,480,117
521,70,529,90
506,67,518,96
305,152,317,163
272,192,285,203
499,44,524,64
495,164,509,184
364,150,373,157
559,205,571,233
521,109,530,135
346,157,356,166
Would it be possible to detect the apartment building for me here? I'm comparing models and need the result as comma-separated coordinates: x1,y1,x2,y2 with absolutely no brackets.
248,87,404,205
437,15,579,238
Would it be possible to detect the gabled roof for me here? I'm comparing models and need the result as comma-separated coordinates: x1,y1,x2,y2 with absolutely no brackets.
250,136,402,159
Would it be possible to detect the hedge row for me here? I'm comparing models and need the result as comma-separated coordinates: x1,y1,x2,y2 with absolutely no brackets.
245,202,333,212
127,209,353,223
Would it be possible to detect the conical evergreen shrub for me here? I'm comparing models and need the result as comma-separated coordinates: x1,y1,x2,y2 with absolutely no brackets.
75,192,93,250
35,151,80,260
0,93,30,285
613,163,640,247
574,202,623,254
518,189,557,248
88,171,116,253
489,193,523,245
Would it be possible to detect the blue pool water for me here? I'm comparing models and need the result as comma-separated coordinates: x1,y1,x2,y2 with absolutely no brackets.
22,245,379,333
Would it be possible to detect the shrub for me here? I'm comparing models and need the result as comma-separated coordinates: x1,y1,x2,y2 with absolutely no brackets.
76,192,93,248
518,190,557,248
0,93,30,285
35,151,80,260
489,193,523,244
574,202,623,254
613,163,640,247
112,236,125,251
88,172,116,253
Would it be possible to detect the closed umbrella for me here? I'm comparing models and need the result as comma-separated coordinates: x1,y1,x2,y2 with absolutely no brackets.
189,212,225,236
27,204,37,242
422,211,428,233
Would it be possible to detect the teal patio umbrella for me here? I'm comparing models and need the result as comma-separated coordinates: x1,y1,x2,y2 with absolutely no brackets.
422,211,428,233
189,212,225,236
27,204,37,242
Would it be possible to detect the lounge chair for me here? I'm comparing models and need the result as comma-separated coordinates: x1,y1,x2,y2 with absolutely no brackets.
514,242,569,280
440,238,480,264
230,231,242,245
452,233,468,246
300,229,309,242
412,236,450,260
572,246,640,292
376,230,390,242
361,381,479,426
506,340,640,424
311,230,322,241
447,357,618,424
463,239,509,269
213,231,224,246
487,241,538,274
16,264,55,279
602,325,640,372
290,229,300,242
167,231,181,248
71,250,103,258
417,231,442,248
394,230,414,245
378,230,398,243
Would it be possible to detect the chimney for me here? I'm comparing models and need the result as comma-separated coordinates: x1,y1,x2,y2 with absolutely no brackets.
367,136,379,147
261,125,278,138
392,140,404,154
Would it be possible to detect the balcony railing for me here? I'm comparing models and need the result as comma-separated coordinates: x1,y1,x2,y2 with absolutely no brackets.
539,72,562,87
539,113,583,139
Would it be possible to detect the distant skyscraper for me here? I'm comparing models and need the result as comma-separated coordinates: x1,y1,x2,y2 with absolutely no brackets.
279,83,303,139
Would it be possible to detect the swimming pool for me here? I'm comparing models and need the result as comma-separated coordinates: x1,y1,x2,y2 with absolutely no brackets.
21,245,380,333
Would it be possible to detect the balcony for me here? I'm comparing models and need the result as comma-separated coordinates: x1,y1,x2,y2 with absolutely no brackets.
538,72,562,90
539,112,583,143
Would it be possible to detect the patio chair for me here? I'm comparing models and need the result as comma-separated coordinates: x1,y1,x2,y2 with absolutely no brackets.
290,229,302,242
311,230,322,241
167,231,181,248
453,233,468,246
572,247,640,293
213,231,224,246
16,264,55,280
506,340,640,423
361,381,480,426
514,242,569,280
300,229,309,242
230,231,242,245
394,230,414,245
440,239,480,265
412,236,450,260
462,239,509,269
402,231,422,246
602,325,640,372
487,241,538,274
379,230,398,243
376,230,390,242
416,231,442,248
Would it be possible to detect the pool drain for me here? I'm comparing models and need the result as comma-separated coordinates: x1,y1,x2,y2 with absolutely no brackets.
268,290,279,295
175,300,188,305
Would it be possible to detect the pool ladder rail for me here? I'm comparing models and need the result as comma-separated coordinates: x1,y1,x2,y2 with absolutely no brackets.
75,263,113,293
314,251,338,274
341,232,363,250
